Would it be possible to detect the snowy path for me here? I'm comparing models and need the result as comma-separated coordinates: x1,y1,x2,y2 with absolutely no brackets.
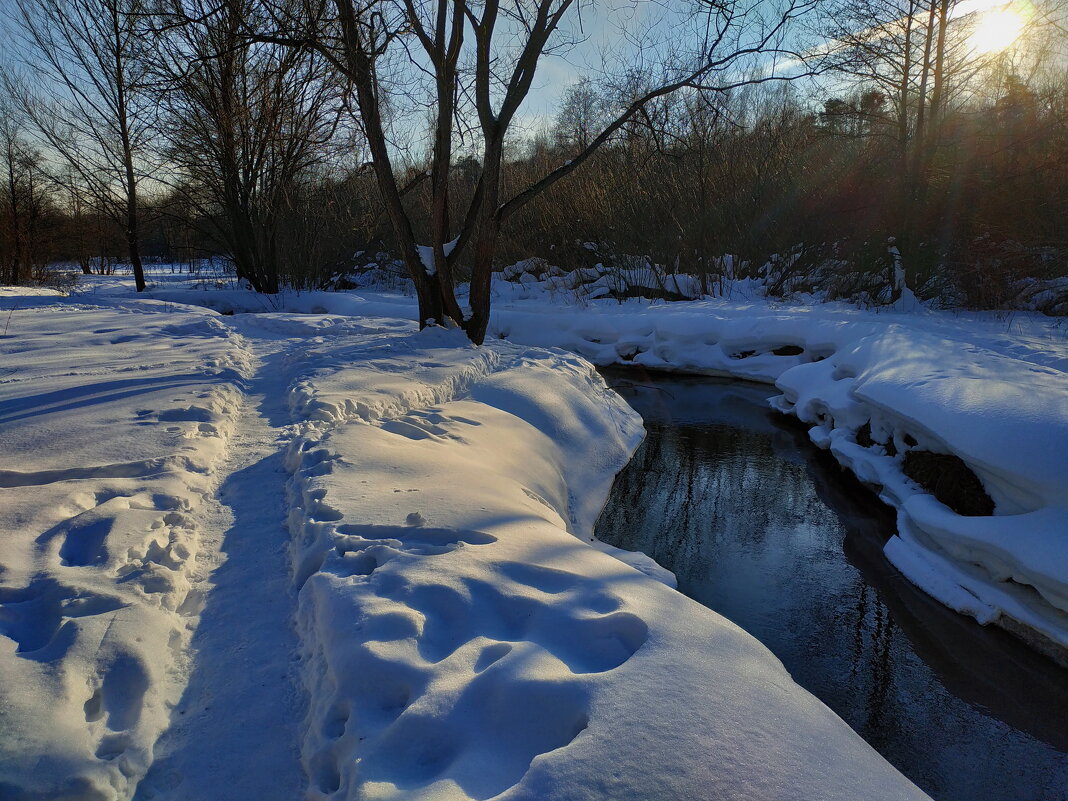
0,297,253,799
1,291,931,801
135,333,305,800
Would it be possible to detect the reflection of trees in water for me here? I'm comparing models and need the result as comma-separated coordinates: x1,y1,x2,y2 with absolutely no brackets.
802,427,1068,756
851,581,897,744
603,410,903,749
606,421,812,557
598,375,1068,801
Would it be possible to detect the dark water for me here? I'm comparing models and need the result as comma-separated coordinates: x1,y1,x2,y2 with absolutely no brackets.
595,370,1068,801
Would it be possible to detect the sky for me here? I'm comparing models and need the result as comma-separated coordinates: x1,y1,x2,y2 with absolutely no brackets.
0,0,1050,163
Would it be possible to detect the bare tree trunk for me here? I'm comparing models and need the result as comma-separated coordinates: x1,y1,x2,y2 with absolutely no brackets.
925,0,951,152
465,144,502,344
905,0,938,244
124,165,146,291
897,0,915,160
909,0,950,246
896,0,916,233
422,0,466,325
335,0,445,327
6,142,24,284
112,6,146,292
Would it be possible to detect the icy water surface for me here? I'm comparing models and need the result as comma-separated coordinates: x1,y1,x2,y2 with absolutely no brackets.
596,370,1068,801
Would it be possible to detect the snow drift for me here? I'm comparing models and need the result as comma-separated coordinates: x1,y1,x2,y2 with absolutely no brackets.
279,325,929,801
488,297,1068,659
0,287,931,800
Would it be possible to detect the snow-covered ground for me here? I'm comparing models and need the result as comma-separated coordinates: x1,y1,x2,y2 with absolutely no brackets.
0,278,935,800
0,290,253,798
487,290,1068,657
89,268,1068,656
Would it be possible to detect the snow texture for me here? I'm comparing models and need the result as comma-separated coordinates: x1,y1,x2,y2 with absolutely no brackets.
484,293,1068,651
60,271,1068,649
0,289,250,799
0,279,930,801
417,238,459,277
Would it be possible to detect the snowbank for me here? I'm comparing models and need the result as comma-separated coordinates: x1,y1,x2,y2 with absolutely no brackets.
1,289,930,800
486,297,1068,656
61,273,1068,655
279,325,928,801
64,272,1068,655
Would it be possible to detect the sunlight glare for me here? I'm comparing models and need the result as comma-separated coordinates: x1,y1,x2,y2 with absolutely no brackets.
969,8,1026,54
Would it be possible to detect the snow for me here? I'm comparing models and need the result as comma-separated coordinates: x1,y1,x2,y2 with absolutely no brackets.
480,293,1068,650
48,271,1068,650
0,290,251,799
0,278,932,800
417,237,460,277
44,272,1068,651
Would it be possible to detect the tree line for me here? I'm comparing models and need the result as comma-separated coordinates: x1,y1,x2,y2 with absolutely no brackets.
1,0,1065,335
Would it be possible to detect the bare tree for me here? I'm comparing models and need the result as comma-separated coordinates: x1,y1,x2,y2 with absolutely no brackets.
0,114,35,284
148,0,346,293
255,0,814,342
11,0,154,290
816,0,1047,242
554,78,606,152
0,91,63,286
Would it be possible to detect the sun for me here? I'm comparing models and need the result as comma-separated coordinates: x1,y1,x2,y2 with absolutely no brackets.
968,8,1027,54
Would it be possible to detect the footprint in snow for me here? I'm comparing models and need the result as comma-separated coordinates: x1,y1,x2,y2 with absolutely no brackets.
392,574,647,674
85,652,150,732
0,578,125,658
333,524,496,558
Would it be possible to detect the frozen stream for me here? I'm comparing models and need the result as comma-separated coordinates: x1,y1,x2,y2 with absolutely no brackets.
596,370,1068,801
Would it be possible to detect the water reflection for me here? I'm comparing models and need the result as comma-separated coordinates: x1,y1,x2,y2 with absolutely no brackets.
597,369,1068,801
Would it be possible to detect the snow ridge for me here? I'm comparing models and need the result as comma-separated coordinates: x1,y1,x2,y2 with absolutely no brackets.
492,302,1068,654
278,324,929,801
279,328,654,799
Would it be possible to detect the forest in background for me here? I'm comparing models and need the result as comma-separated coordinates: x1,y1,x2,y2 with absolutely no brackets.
1,0,1066,313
